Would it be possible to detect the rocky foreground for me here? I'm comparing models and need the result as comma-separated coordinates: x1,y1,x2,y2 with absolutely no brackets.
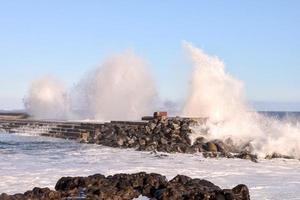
0,172,250,200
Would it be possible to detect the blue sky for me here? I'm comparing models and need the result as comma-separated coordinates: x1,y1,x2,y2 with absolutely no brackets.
1,0,300,110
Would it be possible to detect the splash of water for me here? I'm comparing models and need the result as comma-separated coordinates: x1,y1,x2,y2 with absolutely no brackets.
72,50,157,121
24,76,69,120
25,51,157,121
183,42,300,158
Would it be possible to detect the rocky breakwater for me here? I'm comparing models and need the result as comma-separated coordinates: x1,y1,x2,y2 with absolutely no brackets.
0,112,260,161
0,172,250,200
84,115,258,162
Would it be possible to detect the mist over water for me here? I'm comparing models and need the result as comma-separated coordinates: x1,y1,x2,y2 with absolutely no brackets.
183,42,300,159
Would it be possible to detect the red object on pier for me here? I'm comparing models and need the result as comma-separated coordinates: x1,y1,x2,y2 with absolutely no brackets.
153,111,168,118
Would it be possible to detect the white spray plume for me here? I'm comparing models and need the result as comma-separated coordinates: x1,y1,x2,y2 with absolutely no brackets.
72,50,157,121
183,42,300,159
25,50,157,121
24,76,69,120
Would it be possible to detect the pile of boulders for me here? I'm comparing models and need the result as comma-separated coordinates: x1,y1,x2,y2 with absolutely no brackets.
0,172,250,200
0,112,264,162
81,116,258,162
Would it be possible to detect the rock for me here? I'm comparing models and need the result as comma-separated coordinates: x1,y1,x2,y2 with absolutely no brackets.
160,137,168,145
235,151,258,162
232,184,250,200
180,123,190,131
128,138,135,145
117,138,124,146
169,122,180,130
148,122,156,130
205,142,218,152
265,152,294,159
1,172,250,200
138,139,146,146
79,132,89,143
169,175,191,185
212,139,229,153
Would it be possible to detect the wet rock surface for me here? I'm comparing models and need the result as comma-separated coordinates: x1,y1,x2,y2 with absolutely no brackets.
265,152,294,160
0,172,250,200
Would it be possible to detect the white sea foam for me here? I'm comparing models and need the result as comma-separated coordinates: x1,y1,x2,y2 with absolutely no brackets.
182,42,300,159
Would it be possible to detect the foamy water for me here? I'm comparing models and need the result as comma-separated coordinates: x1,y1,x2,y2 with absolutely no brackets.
1,133,299,200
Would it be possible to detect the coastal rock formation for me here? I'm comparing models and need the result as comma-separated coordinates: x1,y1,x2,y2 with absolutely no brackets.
0,114,258,161
0,172,250,200
84,117,258,162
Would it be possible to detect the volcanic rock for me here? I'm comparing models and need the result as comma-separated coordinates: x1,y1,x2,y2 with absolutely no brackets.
0,172,250,200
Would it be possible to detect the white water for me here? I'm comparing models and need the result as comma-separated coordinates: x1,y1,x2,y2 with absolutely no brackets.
24,50,157,121
183,42,300,159
71,50,157,121
24,76,70,120
1,133,300,199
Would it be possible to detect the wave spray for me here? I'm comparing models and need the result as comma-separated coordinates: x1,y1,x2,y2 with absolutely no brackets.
24,76,69,120
183,42,300,159
25,50,157,121
71,50,157,121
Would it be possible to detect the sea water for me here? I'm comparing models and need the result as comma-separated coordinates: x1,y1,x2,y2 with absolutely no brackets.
0,131,300,200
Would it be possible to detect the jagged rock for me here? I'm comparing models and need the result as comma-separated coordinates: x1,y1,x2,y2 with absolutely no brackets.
205,142,218,152
232,184,250,200
160,137,168,145
235,151,258,162
138,139,146,146
117,137,124,146
265,152,294,159
1,172,250,200
212,139,229,153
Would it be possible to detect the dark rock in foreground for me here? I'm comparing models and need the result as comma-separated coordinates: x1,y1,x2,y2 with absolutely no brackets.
0,172,250,200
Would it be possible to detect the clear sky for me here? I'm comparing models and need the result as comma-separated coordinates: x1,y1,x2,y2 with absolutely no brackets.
1,0,300,110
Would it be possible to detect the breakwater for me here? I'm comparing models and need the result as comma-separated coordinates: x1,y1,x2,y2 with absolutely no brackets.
0,113,259,161
0,116,201,153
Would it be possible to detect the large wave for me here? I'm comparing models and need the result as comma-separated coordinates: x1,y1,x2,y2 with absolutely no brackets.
183,42,300,159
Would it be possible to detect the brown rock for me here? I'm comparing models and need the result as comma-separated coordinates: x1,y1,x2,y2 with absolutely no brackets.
206,142,218,152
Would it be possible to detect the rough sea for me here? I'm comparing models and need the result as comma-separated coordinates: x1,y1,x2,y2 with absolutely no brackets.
0,112,300,200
